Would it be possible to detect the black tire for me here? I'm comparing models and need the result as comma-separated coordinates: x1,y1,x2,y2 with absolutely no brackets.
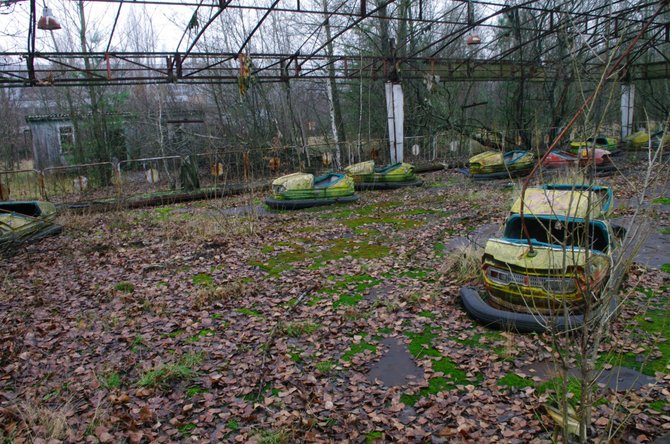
460,286,589,333
354,180,423,191
471,168,533,181
264,194,359,210
25,224,63,243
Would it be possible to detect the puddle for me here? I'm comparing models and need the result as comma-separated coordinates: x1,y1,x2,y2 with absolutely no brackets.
367,338,424,387
595,366,656,391
444,223,501,252
518,361,655,392
611,217,670,269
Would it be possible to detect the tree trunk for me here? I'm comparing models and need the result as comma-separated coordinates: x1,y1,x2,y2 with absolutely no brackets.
322,0,346,169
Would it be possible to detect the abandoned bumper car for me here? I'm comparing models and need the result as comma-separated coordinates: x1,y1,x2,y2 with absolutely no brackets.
542,147,615,175
264,172,358,210
624,129,670,150
460,184,618,333
0,201,62,251
344,161,423,190
466,150,535,180
569,135,619,155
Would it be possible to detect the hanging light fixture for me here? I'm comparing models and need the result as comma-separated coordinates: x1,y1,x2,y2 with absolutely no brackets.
465,0,481,45
38,6,62,31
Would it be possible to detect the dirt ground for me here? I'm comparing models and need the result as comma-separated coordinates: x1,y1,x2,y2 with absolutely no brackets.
1,159,669,443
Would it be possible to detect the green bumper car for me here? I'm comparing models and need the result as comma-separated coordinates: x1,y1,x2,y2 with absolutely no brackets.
467,150,535,180
265,172,359,210
0,201,62,251
344,161,422,190
569,135,619,155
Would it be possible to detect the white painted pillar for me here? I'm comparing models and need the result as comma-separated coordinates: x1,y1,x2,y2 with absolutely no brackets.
385,82,404,163
621,84,635,138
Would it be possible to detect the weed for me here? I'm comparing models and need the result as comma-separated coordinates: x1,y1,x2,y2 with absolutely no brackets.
278,322,320,338
15,399,73,441
114,281,135,293
99,371,121,389
237,307,262,317
193,278,250,309
138,352,204,388
178,423,196,436
227,419,240,431
185,386,208,397
256,429,288,444
366,431,383,442
192,273,214,286
442,245,483,284
187,329,215,342
315,360,334,374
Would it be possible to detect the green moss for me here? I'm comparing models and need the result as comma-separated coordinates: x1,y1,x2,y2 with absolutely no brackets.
227,419,239,431
185,386,208,397
252,239,389,275
649,400,667,412
114,281,135,293
366,431,383,443
661,263,670,273
334,294,363,307
497,372,533,389
600,308,670,376
378,327,393,334
340,215,421,231
165,329,185,338
341,341,377,361
99,371,121,389
652,197,670,205
434,242,446,256
452,331,505,356
406,327,440,358
399,269,432,280
192,273,214,286
660,227,670,235
401,375,463,406
237,308,263,317
177,423,196,436
418,310,436,319
187,328,215,342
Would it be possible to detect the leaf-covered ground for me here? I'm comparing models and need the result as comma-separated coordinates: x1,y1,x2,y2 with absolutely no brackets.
1,163,669,443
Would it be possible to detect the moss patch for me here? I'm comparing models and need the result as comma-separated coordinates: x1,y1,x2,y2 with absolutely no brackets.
406,326,440,358
600,308,670,376
251,239,390,276
341,340,377,361
497,372,533,389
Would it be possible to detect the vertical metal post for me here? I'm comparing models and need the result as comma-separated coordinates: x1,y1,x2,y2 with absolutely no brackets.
620,84,635,139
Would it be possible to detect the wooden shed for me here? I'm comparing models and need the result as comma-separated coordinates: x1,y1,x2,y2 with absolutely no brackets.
25,114,75,170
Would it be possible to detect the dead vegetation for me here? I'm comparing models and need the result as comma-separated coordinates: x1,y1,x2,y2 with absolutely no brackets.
0,163,668,442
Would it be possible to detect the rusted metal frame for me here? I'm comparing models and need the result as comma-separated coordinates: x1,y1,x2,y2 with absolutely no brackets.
35,55,109,81
113,54,171,75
